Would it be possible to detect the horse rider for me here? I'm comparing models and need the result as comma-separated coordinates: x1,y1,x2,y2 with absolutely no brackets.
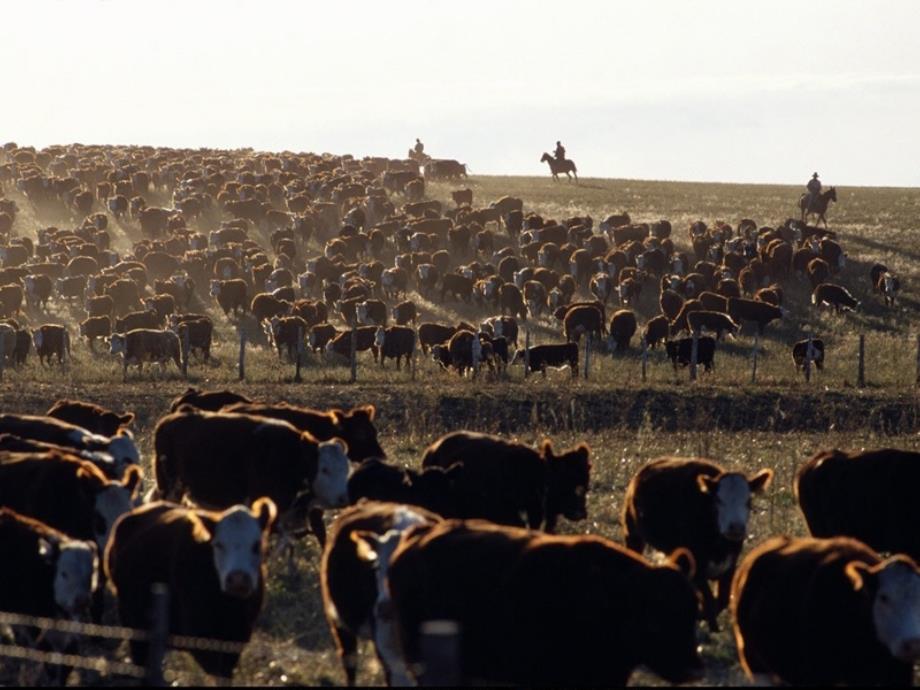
414,138,425,157
554,140,566,162
806,172,822,211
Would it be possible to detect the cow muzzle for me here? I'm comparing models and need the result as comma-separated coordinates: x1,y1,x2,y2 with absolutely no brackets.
223,571,255,599
723,523,746,542
896,638,920,663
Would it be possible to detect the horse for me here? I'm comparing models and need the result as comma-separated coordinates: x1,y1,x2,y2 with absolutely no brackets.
541,153,578,182
408,149,430,165
799,187,837,228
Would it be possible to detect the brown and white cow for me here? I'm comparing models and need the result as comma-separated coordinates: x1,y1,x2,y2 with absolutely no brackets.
622,457,773,630
46,399,134,438
732,536,920,686
105,499,276,679
109,328,181,380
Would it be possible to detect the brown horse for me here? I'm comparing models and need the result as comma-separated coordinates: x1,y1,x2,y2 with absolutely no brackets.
541,153,578,182
799,187,837,228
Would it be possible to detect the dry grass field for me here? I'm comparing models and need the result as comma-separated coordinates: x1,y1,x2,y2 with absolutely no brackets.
2,172,920,685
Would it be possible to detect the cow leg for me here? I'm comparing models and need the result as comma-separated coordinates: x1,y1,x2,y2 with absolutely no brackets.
308,508,327,547
715,567,734,615
697,577,720,632
330,624,359,686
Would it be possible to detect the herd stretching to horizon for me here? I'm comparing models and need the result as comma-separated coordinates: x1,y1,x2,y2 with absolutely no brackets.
0,142,903,382
1,392,920,686
0,142,916,687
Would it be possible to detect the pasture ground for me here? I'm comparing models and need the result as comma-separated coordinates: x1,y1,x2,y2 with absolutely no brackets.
2,174,919,685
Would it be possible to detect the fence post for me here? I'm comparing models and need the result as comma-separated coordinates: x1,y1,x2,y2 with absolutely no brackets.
641,336,648,383
0,333,4,382
419,620,461,687
524,329,531,379
294,325,303,383
238,331,246,381
146,584,169,687
804,335,813,383
583,334,591,380
689,332,698,382
857,334,865,388
411,328,418,381
181,327,190,380
349,326,357,384
750,333,759,384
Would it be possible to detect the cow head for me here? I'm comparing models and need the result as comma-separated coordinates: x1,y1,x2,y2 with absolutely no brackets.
697,469,773,542
209,279,221,297
309,438,351,508
89,465,142,551
374,326,386,349
108,333,126,355
104,428,140,471
208,498,277,599
542,440,591,522
334,404,385,461
43,537,98,618
847,556,920,662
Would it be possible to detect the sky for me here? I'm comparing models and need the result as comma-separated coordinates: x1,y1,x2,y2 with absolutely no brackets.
4,1,920,186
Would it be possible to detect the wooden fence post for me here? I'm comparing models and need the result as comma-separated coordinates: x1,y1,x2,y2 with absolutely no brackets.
804,334,813,383
294,326,304,383
349,327,357,384
583,334,591,380
411,328,418,381
238,331,246,381
146,584,169,687
857,334,865,388
641,336,648,383
915,334,920,386
524,329,531,379
750,333,759,384
419,620,461,687
689,332,699,382
181,327,190,380
0,333,4,382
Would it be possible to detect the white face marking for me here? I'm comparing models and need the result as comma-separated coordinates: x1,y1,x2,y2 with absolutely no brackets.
884,275,895,293
211,507,264,598
375,327,386,348
871,561,920,662
209,280,221,297
311,440,351,508
713,474,753,541
838,254,846,268
33,330,43,349
462,268,474,280
382,272,394,286
494,320,504,338
618,284,627,299
53,541,98,617
107,434,139,466
357,303,369,324
93,485,133,551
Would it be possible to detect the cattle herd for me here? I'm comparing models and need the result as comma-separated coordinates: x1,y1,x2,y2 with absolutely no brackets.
0,142,903,382
0,391,917,686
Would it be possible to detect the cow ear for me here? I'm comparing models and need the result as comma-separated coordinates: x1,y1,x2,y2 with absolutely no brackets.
667,548,696,579
118,428,134,440
251,497,277,533
748,468,773,493
355,404,376,421
575,443,591,464
696,474,718,495
329,437,349,455
541,439,555,459
351,530,382,563
37,537,58,563
119,413,135,426
121,465,143,495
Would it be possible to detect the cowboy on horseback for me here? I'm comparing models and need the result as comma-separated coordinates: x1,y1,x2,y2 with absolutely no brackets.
414,138,425,156
554,141,566,162
806,172,822,212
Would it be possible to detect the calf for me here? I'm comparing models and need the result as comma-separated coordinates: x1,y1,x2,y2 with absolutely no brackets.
375,326,415,370
222,402,384,463
792,337,825,371
812,282,859,313
732,536,920,686
499,283,527,321
512,342,579,378
622,457,772,630
422,431,591,532
46,399,134,437
80,315,111,351
32,324,70,365
392,300,417,325
174,316,213,361
445,329,493,377
267,315,307,361
666,336,716,372
0,414,139,477
321,502,441,686
105,499,276,680
309,323,338,352
110,328,181,380
347,460,465,518
728,297,782,335
361,520,703,686
153,409,350,546
877,271,900,307
644,314,669,349
608,309,637,351
687,310,739,340
417,322,456,354
210,278,249,316
325,326,379,363
563,303,605,343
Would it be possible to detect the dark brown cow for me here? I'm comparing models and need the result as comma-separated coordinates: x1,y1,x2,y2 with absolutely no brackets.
267,315,307,361
732,536,920,686
417,322,457,354
666,336,716,372
46,400,134,437
807,257,830,289
375,326,415,370
251,292,291,323
563,303,605,343
512,342,579,378
174,317,213,361
79,315,111,351
153,409,350,546
608,309,637,351
105,499,276,679
32,324,70,365
109,328,181,380
622,457,772,630
115,309,162,333
644,314,670,348
221,402,384,463
320,502,442,685
325,326,379,362
364,520,703,686
309,323,338,352
728,297,782,335
792,337,825,371
168,388,252,413
104,278,142,317
423,431,591,532
687,310,739,340
210,278,249,316
812,282,859,313
86,294,114,318
392,300,417,325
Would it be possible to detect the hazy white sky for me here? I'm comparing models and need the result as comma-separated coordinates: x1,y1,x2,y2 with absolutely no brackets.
5,1,920,185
